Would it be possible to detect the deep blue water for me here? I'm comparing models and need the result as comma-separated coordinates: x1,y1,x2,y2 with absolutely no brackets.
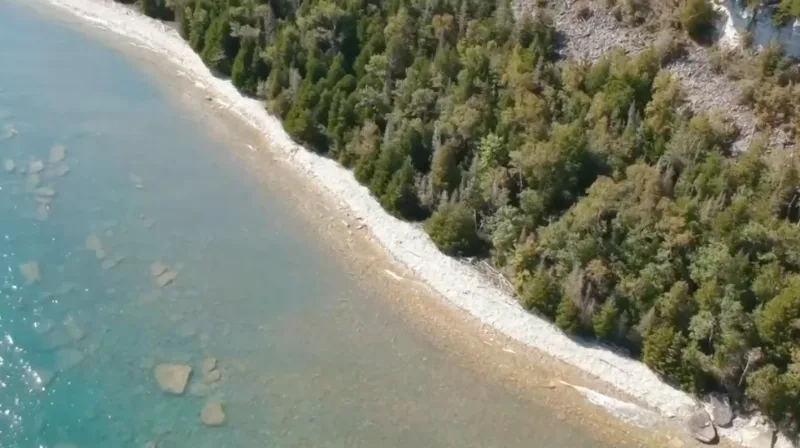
0,3,613,447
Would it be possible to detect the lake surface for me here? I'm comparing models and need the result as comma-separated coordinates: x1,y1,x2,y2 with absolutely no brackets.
0,2,614,447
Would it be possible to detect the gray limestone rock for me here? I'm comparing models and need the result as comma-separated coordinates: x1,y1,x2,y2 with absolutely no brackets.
688,409,717,444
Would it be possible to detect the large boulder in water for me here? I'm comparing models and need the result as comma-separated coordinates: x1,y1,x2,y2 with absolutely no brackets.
154,363,192,395
688,409,717,444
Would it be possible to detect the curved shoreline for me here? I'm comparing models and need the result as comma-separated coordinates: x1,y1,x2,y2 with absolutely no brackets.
37,1,790,446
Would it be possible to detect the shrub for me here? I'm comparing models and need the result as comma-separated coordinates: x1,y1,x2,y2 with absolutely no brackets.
425,204,483,256
680,0,717,42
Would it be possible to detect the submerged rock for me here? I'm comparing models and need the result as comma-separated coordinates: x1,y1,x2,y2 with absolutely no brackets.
155,270,178,288
689,409,717,444
85,234,103,252
63,314,85,341
55,164,70,177
33,319,54,335
201,401,226,426
203,358,217,373
24,368,55,391
137,290,161,305
36,205,49,221
2,124,17,140
711,395,734,427
4,159,14,172
55,282,74,295
150,262,168,277
28,160,44,174
19,261,41,284
50,144,66,163
204,369,222,384
34,186,56,197
56,348,85,370
26,173,40,190
154,363,192,395
103,254,125,270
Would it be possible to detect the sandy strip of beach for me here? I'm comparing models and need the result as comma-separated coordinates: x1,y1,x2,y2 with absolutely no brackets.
30,0,790,447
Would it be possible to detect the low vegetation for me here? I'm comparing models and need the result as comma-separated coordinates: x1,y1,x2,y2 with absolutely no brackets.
127,0,800,432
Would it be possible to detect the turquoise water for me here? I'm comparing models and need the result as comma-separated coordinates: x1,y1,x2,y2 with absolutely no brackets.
0,3,613,447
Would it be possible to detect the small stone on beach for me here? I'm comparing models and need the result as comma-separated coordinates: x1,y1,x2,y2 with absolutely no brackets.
201,401,226,426
154,363,192,395
19,261,41,284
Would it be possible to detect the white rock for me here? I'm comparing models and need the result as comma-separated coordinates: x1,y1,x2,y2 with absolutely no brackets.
4,159,14,172
201,402,226,426
154,364,191,395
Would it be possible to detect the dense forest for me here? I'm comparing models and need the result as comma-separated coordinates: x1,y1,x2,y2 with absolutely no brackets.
123,0,800,432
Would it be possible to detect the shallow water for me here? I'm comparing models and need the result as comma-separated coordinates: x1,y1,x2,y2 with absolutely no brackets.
0,3,614,447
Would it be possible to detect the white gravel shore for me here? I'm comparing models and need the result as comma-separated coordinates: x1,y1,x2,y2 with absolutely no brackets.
39,0,791,446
